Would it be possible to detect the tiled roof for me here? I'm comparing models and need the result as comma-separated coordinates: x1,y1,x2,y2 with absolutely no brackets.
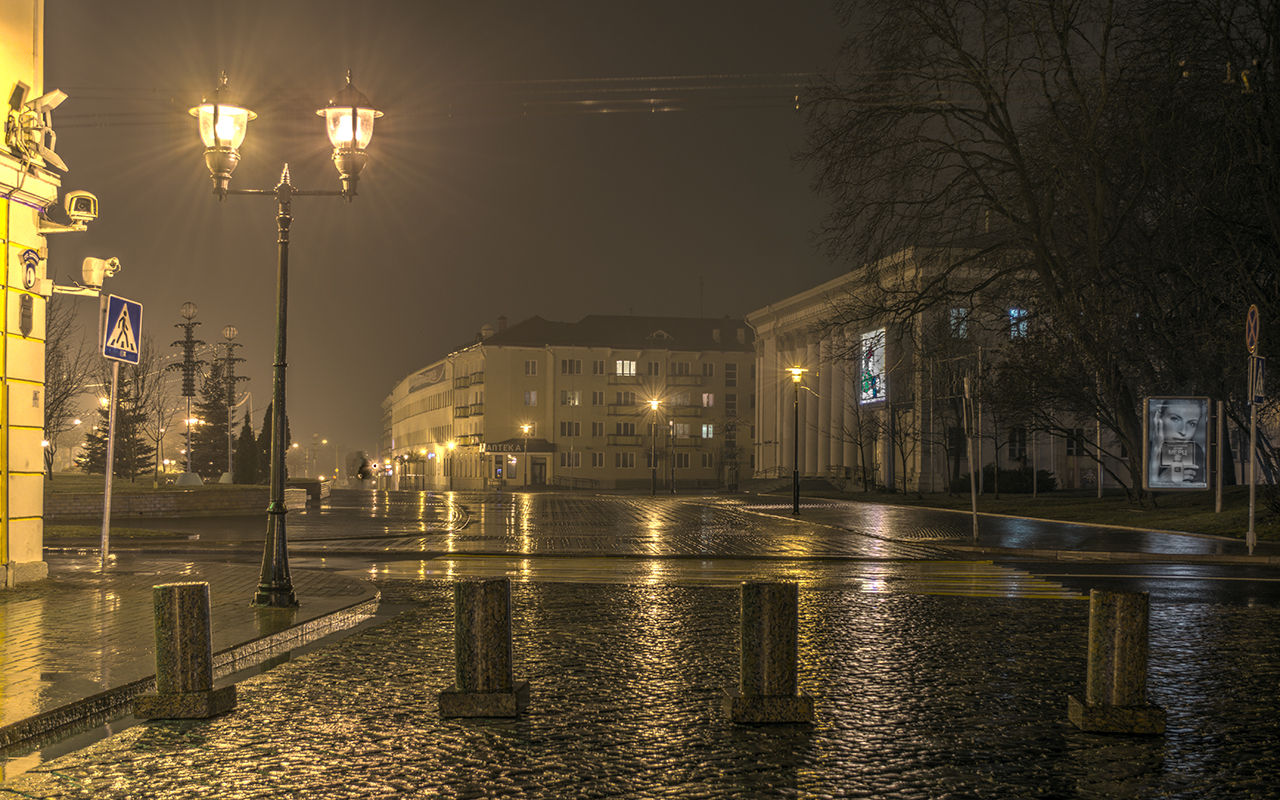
481,314,754,352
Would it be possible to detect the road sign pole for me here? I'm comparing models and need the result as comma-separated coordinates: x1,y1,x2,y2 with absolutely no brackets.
100,360,119,569
1215,400,1223,514
1248,392,1257,555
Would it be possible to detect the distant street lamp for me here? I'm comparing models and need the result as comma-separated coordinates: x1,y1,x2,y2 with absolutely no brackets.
787,366,808,515
191,71,382,609
520,424,531,488
648,400,661,496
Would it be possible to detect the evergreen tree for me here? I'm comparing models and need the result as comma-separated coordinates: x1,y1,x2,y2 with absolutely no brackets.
76,366,157,479
233,409,259,484
256,401,292,485
190,361,231,480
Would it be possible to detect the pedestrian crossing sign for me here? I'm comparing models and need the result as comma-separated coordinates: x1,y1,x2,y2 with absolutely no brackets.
102,294,143,364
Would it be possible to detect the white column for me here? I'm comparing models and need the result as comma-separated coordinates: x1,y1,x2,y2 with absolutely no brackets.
829,338,846,474
817,335,833,475
805,341,819,475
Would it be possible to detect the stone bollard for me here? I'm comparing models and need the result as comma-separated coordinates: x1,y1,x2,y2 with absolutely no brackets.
133,582,236,719
439,578,529,718
724,581,813,724
1068,589,1165,734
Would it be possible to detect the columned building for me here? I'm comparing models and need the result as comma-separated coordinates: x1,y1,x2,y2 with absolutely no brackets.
748,248,1124,493
381,315,755,492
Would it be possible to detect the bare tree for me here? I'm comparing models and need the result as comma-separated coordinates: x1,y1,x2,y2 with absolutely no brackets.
43,296,95,478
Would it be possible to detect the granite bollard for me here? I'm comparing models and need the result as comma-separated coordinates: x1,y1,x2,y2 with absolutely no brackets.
1068,589,1165,734
439,578,529,718
133,582,236,720
724,581,813,724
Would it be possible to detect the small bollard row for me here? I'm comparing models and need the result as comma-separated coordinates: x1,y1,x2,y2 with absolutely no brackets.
133,582,237,720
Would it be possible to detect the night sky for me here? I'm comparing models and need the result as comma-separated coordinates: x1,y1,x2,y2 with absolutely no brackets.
42,1,845,455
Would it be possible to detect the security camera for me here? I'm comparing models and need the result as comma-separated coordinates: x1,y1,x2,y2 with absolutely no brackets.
65,190,98,224
81,256,121,289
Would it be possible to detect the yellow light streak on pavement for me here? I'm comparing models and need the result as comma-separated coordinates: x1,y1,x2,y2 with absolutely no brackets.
360,557,1083,600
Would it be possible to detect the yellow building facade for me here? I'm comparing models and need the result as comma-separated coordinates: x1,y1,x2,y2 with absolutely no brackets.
1,0,60,586
381,315,756,492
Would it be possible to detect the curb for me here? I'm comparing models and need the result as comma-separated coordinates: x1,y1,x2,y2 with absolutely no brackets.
942,545,1280,566
0,592,380,754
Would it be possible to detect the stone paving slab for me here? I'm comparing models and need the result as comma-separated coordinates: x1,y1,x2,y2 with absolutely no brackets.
0,553,377,754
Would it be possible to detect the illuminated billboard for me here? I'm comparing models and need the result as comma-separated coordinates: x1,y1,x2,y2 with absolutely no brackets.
1142,396,1209,491
860,328,886,404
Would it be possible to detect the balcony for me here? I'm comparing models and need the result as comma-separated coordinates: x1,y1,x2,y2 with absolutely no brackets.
453,406,470,418
453,376,471,389
469,371,485,384
469,402,484,416
607,434,642,446
667,374,703,386
607,374,642,385
668,405,702,418
608,404,642,416
672,436,702,447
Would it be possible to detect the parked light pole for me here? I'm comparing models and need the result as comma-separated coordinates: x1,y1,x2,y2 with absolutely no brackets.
520,424,531,488
190,71,382,609
649,400,661,495
787,367,807,515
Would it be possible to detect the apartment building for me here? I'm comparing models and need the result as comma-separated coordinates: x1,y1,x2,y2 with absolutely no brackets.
381,315,755,491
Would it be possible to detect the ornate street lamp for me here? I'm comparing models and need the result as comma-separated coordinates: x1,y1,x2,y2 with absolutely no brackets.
787,367,808,515
191,72,381,609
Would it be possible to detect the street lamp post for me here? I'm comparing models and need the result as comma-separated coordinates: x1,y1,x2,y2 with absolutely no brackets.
520,424,531,488
191,72,381,609
787,367,807,515
221,325,244,484
648,400,660,496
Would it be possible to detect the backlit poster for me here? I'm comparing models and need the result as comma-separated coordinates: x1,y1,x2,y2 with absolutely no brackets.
1142,396,1210,490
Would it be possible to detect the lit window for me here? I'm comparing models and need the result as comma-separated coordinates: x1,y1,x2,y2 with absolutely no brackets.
702,423,715,439
523,390,538,406
702,393,715,408
615,360,637,376
1009,307,1029,339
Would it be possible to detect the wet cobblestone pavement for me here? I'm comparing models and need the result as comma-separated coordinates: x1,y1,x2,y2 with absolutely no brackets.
8,580,1280,799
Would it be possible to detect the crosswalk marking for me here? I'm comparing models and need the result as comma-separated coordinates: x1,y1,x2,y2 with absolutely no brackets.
359,557,1083,599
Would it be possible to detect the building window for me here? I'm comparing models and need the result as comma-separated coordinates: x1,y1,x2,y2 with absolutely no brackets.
523,390,538,406
702,392,715,408
725,363,737,387
725,394,737,416
592,359,606,375
591,452,605,467
615,391,636,406
860,328,887,404
949,307,969,338
559,451,581,467
675,452,690,468
647,361,661,376
1066,428,1086,456
1009,307,1029,339
591,421,604,436
559,421,580,437
701,362,715,377
615,422,636,436
592,391,605,406
702,423,715,439
674,422,691,437
560,359,582,375
615,452,636,468
1009,426,1027,460
524,360,537,376
615,360,637,376
701,452,713,468
672,361,691,376
560,390,581,406
672,391,690,406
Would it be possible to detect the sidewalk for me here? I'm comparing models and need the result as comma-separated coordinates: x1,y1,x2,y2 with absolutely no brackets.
0,552,378,756
740,495,1280,564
